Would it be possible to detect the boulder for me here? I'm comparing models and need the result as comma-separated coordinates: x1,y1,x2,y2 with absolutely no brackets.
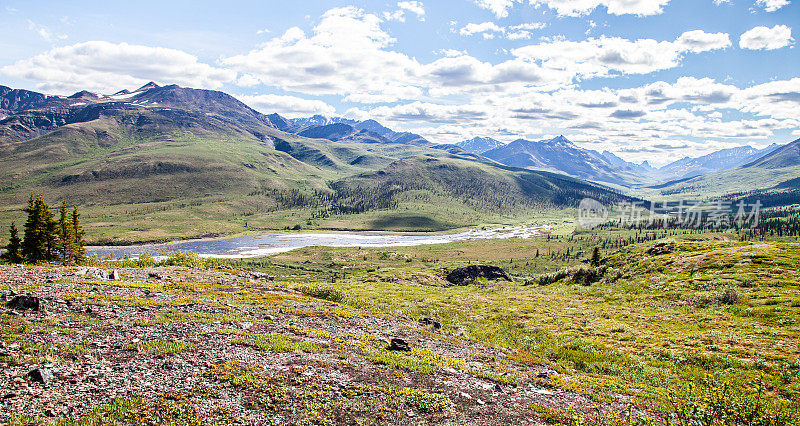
6,295,41,311
418,317,441,330
27,368,53,384
110,270,120,280
250,272,274,280
388,337,411,352
647,242,678,256
446,265,511,286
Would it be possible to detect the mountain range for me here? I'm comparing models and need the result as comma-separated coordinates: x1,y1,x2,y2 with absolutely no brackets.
456,134,787,187
0,83,630,242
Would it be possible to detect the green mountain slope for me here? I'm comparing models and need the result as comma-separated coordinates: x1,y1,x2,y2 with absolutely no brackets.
642,138,800,200
0,84,631,243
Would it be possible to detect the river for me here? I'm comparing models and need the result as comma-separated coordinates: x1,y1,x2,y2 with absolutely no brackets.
87,225,546,259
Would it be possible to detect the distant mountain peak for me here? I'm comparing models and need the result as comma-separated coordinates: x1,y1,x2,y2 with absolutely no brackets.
68,90,99,99
136,81,159,92
457,136,504,154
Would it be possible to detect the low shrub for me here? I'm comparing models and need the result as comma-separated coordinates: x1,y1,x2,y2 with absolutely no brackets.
296,285,346,303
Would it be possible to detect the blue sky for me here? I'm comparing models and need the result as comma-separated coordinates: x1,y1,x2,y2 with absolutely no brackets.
1,0,798,165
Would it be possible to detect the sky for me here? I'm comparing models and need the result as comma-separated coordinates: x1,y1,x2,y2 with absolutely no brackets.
0,0,798,166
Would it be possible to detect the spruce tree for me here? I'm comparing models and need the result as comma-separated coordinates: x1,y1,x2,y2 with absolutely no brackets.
58,200,75,263
70,205,86,264
1,223,23,264
42,198,57,261
591,247,601,267
22,195,46,262
22,194,57,263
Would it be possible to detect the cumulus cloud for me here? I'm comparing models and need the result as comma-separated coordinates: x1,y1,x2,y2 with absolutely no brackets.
397,1,426,17
460,22,505,37
675,30,731,53
739,25,794,50
222,7,422,102
472,0,672,17
472,0,519,18
529,0,672,16
236,94,336,118
1,41,235,94
755,0,790,12
384,1,425,22
512,30,730,78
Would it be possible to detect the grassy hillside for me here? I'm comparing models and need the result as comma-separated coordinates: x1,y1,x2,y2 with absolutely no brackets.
5,227,800,424
641,138,800,200
0,85,633,244
259,231,800,420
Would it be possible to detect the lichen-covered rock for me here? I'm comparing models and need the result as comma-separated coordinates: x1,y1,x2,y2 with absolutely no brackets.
7,295,41,311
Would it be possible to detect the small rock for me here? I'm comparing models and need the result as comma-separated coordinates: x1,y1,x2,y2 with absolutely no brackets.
536,371,549,379
418,317,441,330
476,398,485,405
388,337,411,352
250,272,274,280
76,267,109,280
7,295,41,311
459,391,473,399
493,383,503,393
110,270,120,280
27,368,53,384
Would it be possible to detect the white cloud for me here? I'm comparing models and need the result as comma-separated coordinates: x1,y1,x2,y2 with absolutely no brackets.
755,0,791,12
472,0,519,18
383,9,406,22
529,0,672,16
27,20,67,42
384,1,426,22
460,21,505,36
1,41,235,94
713,0,731,4
739,25,794,50
472,0,672,17
460,21,547,39
256,28,270,35
513,30,730,78
222,7,422,102
397,1,426,17
675,30,731,53
236,94,336,118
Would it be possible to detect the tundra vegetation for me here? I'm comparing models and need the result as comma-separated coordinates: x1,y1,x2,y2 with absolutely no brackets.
1,208,799,424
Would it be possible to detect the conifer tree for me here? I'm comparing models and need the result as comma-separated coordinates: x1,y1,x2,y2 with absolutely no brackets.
1,223,23,264
70,205,86,264
23,195,48,262
58,200,75,263
591,247,601,267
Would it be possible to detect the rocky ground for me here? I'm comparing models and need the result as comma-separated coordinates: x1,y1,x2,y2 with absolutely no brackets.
0,264,637,425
